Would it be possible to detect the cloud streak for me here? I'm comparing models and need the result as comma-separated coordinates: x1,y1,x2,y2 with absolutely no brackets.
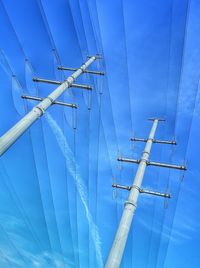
45,112,103,268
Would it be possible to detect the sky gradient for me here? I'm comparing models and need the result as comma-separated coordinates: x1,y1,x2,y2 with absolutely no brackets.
0,0,199,267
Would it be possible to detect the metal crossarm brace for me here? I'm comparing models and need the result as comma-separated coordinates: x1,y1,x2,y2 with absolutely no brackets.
112,184,131,191
57,66,105,75
117,157,186,170
147,160,186,170
0,55,100,156
87,54,102,59
148,118,165,121
140,188,171,198
32,77,92,90
71,83,92,90
21,95,77,109
117,157,140,164
33,77,61,85
130,137,177,145
112,184,171,198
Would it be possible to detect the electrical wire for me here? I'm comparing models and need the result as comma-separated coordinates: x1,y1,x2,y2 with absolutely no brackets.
36,1,85,265
146,0,175,266
162,76,200,268
2,3,57,262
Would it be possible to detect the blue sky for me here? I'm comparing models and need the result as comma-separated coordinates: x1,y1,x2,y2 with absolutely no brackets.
0,0,200,267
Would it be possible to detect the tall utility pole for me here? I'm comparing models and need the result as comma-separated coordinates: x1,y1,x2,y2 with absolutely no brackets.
105,118,186,268
0,55,103,156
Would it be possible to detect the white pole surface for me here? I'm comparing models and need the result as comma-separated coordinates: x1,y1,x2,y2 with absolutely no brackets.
0,56,96,156
105,119,158,268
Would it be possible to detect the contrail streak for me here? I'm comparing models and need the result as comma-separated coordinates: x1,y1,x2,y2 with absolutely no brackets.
45,112,103,267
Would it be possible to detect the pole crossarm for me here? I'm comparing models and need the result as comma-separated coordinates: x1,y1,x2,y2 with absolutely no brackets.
0,55,100,156
130,137,177,145
21,95,77,109
57,66,105,75
140,188,171,198
87,54,102,59
148,118,165,122
112,184,171,198
117,157,186,170
148,160,186,170
33,77,92,90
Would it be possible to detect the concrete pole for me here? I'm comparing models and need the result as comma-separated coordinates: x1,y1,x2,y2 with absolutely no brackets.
0,56,97,156
105,119,158,268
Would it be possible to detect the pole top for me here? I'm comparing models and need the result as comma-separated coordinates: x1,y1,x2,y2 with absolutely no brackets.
148,118,166,122
87,54,102,60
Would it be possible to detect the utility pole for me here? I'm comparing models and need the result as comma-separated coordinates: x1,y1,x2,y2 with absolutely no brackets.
105,118,186,268
0,55,103,156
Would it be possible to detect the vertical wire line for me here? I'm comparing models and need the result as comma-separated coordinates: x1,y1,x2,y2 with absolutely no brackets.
68,2,106,259
86,4,120,263
0,160,44,254
121,0,134,134
141,0,192,266
62,3,91,266
0,58,49,256
1,2,58,262
120,7,134,265
73,115,80,268
36,1,85,265
86,0,121,158
162,76,199,268
0,57,45,252
154,144,176,268
160,1,194,266
85,70,92,268
25,108,54,253
95,90,102,265
24,59,66,266
146,1,174,266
